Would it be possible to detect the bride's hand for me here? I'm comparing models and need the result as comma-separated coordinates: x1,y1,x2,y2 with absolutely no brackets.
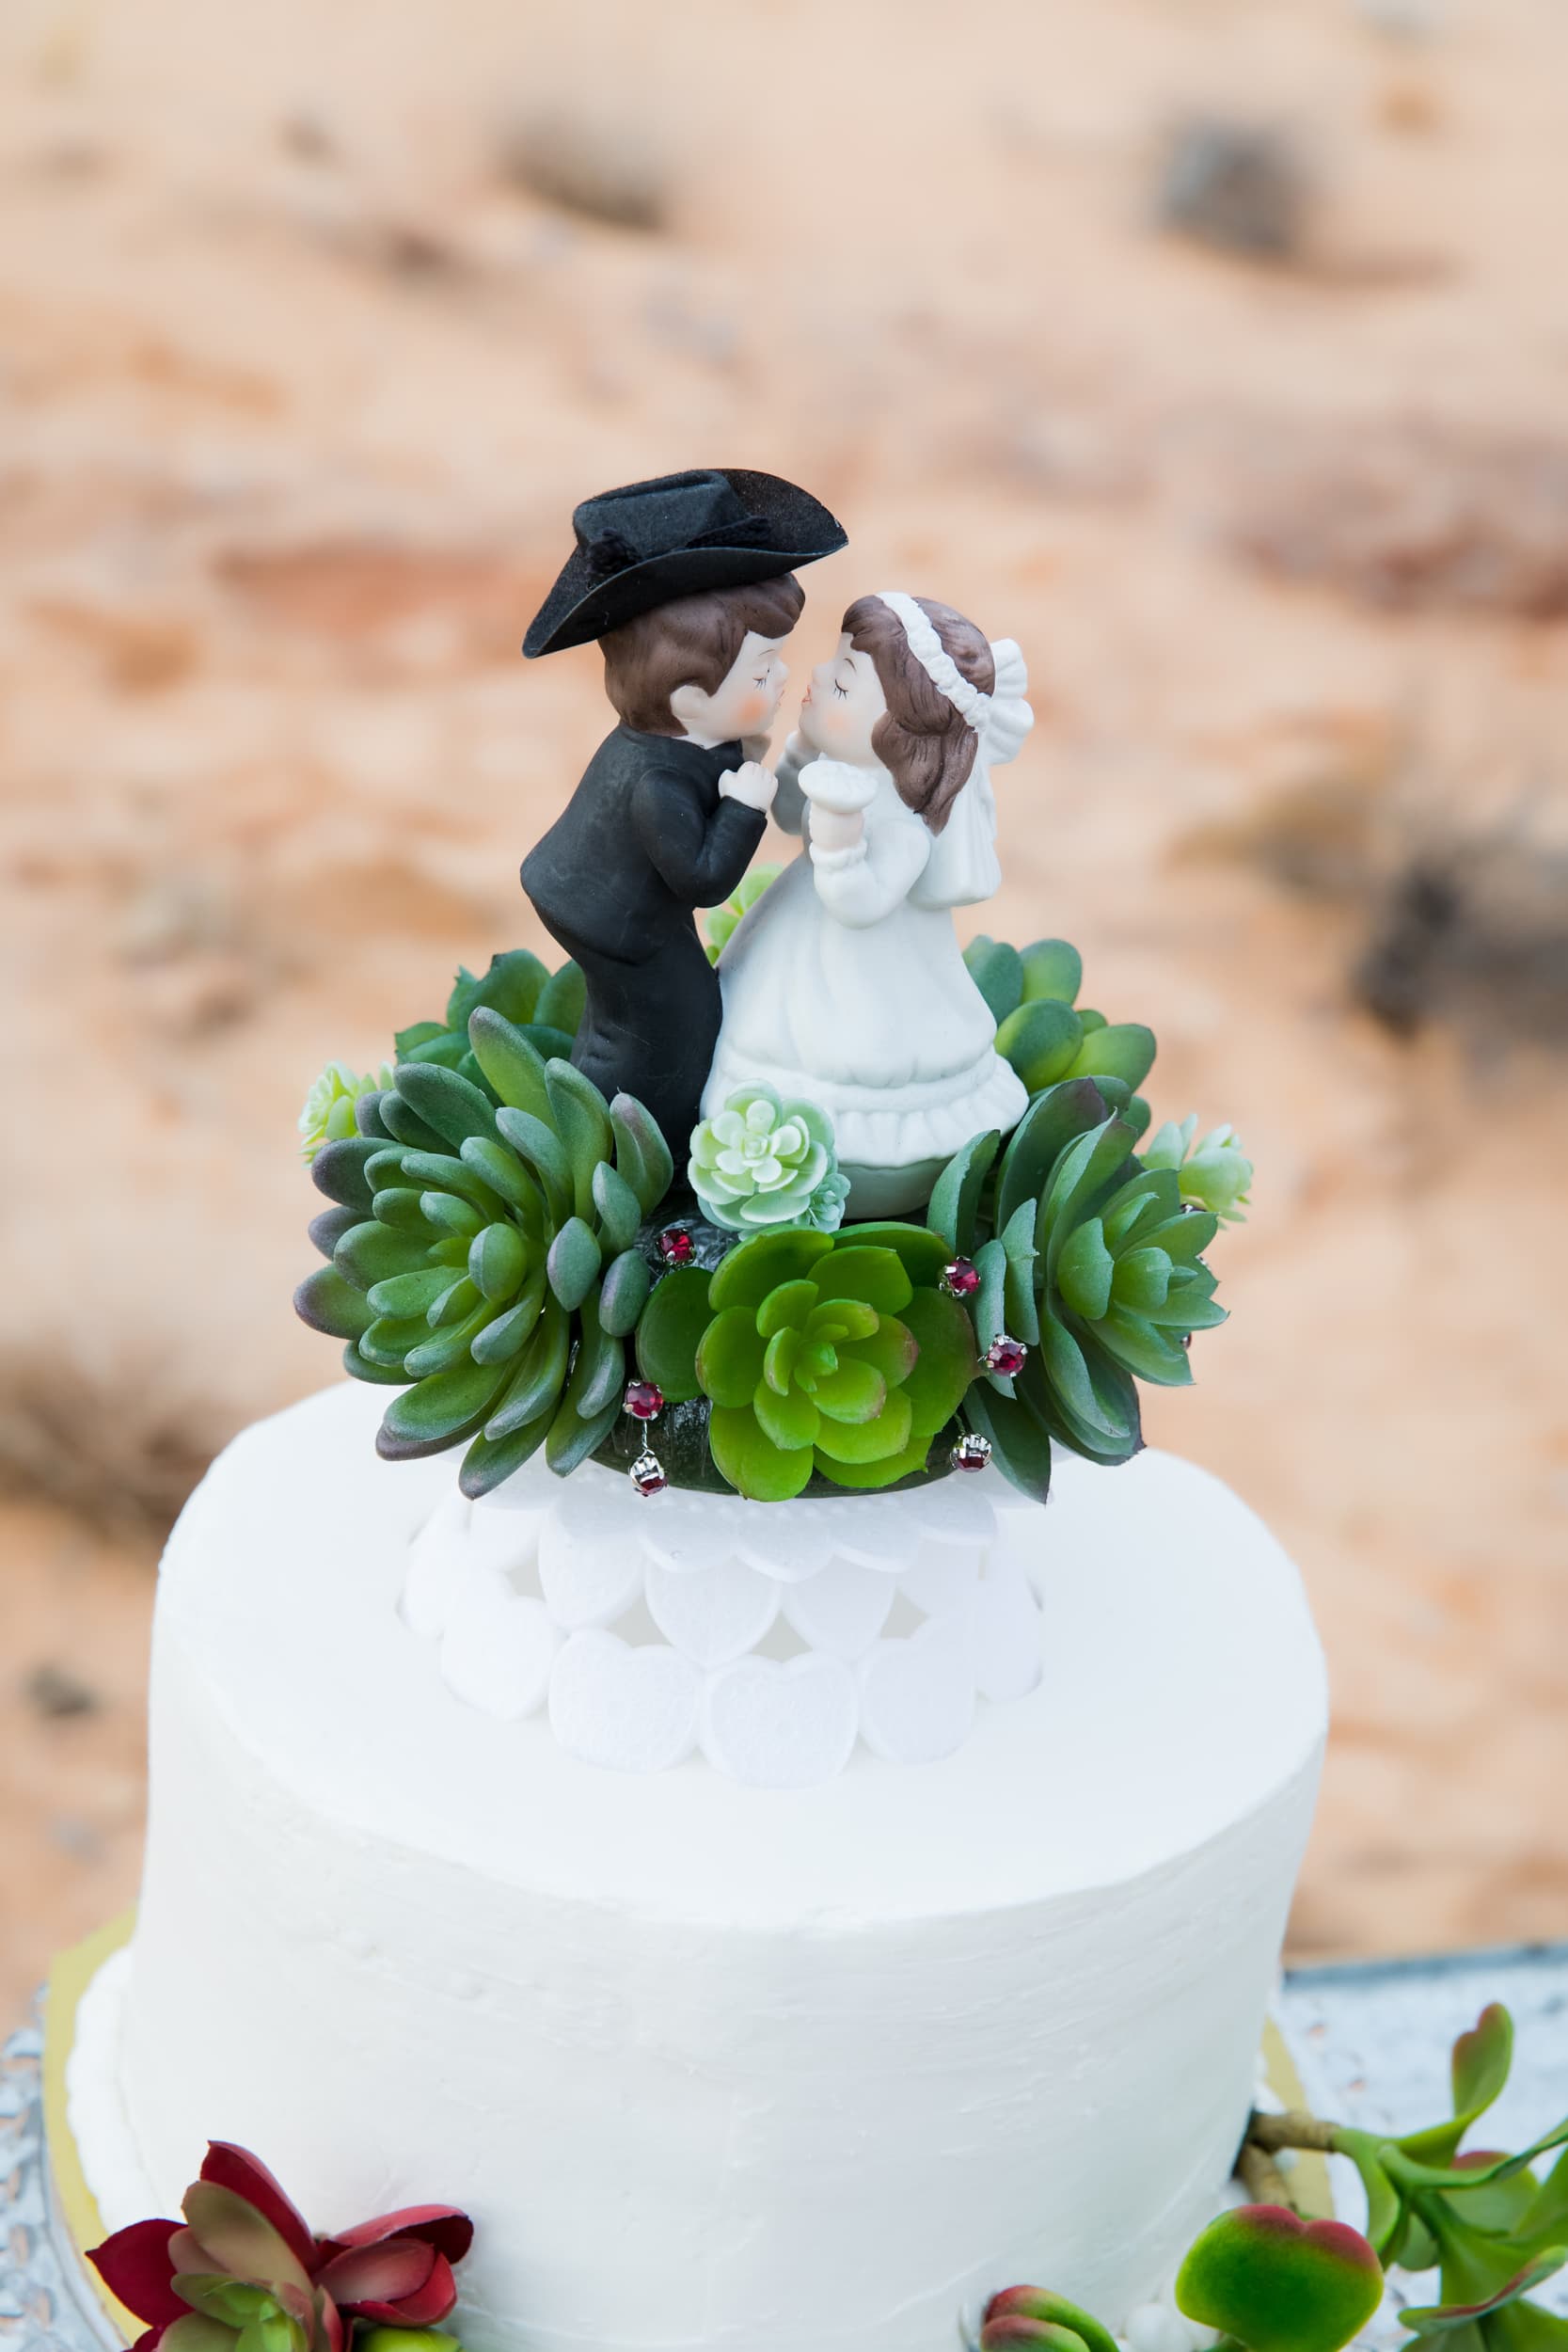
808,805,864,854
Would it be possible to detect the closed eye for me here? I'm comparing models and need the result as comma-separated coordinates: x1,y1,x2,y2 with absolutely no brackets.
832,683,848,698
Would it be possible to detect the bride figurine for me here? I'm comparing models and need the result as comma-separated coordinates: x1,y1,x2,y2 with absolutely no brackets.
703,591,1031,1215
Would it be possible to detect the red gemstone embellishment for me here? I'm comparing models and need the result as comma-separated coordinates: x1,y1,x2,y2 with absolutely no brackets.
950,1432,992,1473
942,1258,981,1297
630,1448,668,1497
986,1335,1028,1375
657,1228,695,1264
625,1379,664,1422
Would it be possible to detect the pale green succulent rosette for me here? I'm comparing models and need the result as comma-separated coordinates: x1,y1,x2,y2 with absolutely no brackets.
1143,1112,1253,1223
298,1061,394,1163
689,1084,845,1233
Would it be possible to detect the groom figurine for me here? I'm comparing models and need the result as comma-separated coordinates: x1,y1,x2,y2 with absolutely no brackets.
520,468,846,1160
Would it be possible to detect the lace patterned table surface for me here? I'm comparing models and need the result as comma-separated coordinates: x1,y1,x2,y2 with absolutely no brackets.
4,1943,1566,2350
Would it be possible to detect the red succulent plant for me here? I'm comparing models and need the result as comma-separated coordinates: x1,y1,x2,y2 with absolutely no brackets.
87,2142,473,2352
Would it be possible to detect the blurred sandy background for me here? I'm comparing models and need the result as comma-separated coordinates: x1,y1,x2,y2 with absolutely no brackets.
4,0,1568,2019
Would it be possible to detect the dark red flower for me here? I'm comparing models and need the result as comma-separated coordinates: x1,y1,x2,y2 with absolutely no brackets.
87,2144,473,2351
85,2217,187,2352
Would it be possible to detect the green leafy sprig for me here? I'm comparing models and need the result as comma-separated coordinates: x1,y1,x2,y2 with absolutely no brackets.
979,2001,1568,2352
964,934,1157,1126
1244,2003,1568,2345
295,1008,671,1498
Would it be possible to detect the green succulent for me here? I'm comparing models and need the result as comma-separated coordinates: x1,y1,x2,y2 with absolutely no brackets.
633,1224,976,1501
298,1060,393,1163
930,1077,1227,1500
1143,1112,1253,1223
392,948,586,1082
689,1083,847,1232
705,863,780,962
1243,2003,1568,2350
294,1009,671,1498
964,932,1156,1136
979,2284,1119,2351
1176,2209,1384,2352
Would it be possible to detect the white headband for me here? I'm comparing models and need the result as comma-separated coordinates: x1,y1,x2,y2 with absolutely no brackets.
873,591,1034,771
875,591,990,727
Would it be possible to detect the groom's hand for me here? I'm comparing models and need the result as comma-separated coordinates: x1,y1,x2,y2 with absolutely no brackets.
718,759,777,816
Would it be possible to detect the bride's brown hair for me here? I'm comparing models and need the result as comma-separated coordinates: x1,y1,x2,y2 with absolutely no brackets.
842,595,995,834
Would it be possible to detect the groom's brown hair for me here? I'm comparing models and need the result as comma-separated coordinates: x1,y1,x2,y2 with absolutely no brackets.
843,596,995,834
600,576,804,736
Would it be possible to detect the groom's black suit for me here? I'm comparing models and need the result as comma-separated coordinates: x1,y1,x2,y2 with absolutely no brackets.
521,725,766,1158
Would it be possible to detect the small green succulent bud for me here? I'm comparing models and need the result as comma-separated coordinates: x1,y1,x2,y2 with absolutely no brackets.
705,863,781,962
298,1062,393,1162
979,2285,1119,2352
689,1084,847,1233
1143,1113,1253,1224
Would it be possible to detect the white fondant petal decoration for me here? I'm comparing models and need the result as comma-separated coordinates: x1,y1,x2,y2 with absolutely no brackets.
781,1562,895,1660
645,1557,781,1669
973,1559,1044,1704
402,1489,473,1642
732,1501,838,1581
900,1543,981,1618
908,1477,997,1549
989,1486,1053,1601
468,1441,556,1514
640,1491,751,1576
822,1497,915,1570
548,1630,702,1772
539,1499,646,1629
464,1495,549,1581
858,1614,977,1765
440,1573,559,1721
700,1654,859,1788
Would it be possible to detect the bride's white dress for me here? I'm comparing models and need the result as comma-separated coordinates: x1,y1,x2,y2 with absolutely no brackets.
703,749,1026,1216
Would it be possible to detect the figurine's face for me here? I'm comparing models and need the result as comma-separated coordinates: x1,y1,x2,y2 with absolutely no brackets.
799,634,886,765
669,631,790,744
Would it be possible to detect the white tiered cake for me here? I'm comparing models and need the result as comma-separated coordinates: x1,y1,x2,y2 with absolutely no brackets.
68,1378,1324,2350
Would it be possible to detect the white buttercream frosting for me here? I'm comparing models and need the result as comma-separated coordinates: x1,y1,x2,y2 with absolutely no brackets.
83,1382,1326,2352
401,1454,1040,1783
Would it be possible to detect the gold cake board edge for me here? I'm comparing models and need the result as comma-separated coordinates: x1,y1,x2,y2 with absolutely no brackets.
44,1907,138,2344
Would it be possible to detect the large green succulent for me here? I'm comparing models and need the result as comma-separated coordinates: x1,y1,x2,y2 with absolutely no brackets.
964,933,1157,1133
294,1008,670,1498
930,1077,1227,1501
393,948,586,1079
632,1225,976,1501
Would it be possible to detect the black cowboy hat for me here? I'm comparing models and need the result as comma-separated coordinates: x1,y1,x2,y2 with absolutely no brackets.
522,467,847,658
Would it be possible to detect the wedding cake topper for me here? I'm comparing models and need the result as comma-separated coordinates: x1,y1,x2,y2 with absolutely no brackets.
293,466,1252,1508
